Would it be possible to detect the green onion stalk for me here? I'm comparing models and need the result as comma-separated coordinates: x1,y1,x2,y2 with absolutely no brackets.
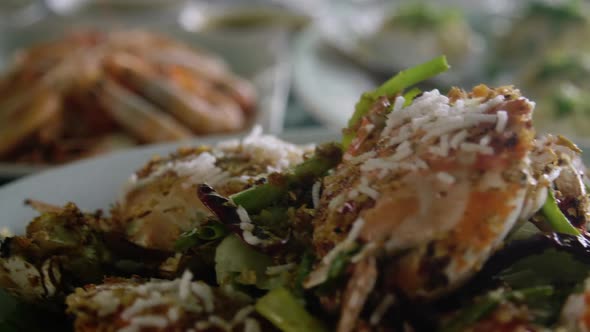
256,287,328,332
342,55,450,149
230,143,342,213
540,188,580,236
174,223,228,252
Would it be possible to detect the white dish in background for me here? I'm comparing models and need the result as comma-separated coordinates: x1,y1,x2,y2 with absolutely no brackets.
292,26,376,130
0,128,338,234
316,1,487,87
0,18,292,179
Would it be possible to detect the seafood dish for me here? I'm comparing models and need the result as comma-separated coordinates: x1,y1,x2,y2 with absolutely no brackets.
3,55,590,331
0,29,256,165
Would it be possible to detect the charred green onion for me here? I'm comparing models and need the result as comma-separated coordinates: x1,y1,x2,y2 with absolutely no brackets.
198,184,288,248
230,143,342,213
540,188,581,236
256,287,328,332
343,55,450,149
402,87,422,106
174,223,227,251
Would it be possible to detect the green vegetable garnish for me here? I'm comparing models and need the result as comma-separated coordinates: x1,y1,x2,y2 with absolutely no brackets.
312,246,360,292
175,222,228,251
293,252,315,297
214,235,286,290
402,87,422,106
230,185,286,214
327,247,358,282
230,143,342,213
343,55,449,149
540,188,581,236
256,287,328,332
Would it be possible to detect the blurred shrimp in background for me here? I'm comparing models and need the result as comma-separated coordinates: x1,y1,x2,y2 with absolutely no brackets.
0,0,311,176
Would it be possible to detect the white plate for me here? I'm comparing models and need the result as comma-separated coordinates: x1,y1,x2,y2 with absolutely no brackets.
292,26,376,130
0,128,339,234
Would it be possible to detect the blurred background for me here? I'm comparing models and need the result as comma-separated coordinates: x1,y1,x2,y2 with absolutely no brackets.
0,0,589,183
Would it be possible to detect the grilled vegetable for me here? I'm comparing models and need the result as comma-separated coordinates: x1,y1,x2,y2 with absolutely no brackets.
0,203,170,304
343,55,450,149
230,142,343,213
256,287,327,332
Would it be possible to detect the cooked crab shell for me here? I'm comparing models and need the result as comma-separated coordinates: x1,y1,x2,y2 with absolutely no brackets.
114,129,313,251
66,270,263,332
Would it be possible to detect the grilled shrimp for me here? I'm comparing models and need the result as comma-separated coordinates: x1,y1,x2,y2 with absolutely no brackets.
304,85,590,330
0,30,256,164
66,270,265,332
114,128,312,251
311,85,534,295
